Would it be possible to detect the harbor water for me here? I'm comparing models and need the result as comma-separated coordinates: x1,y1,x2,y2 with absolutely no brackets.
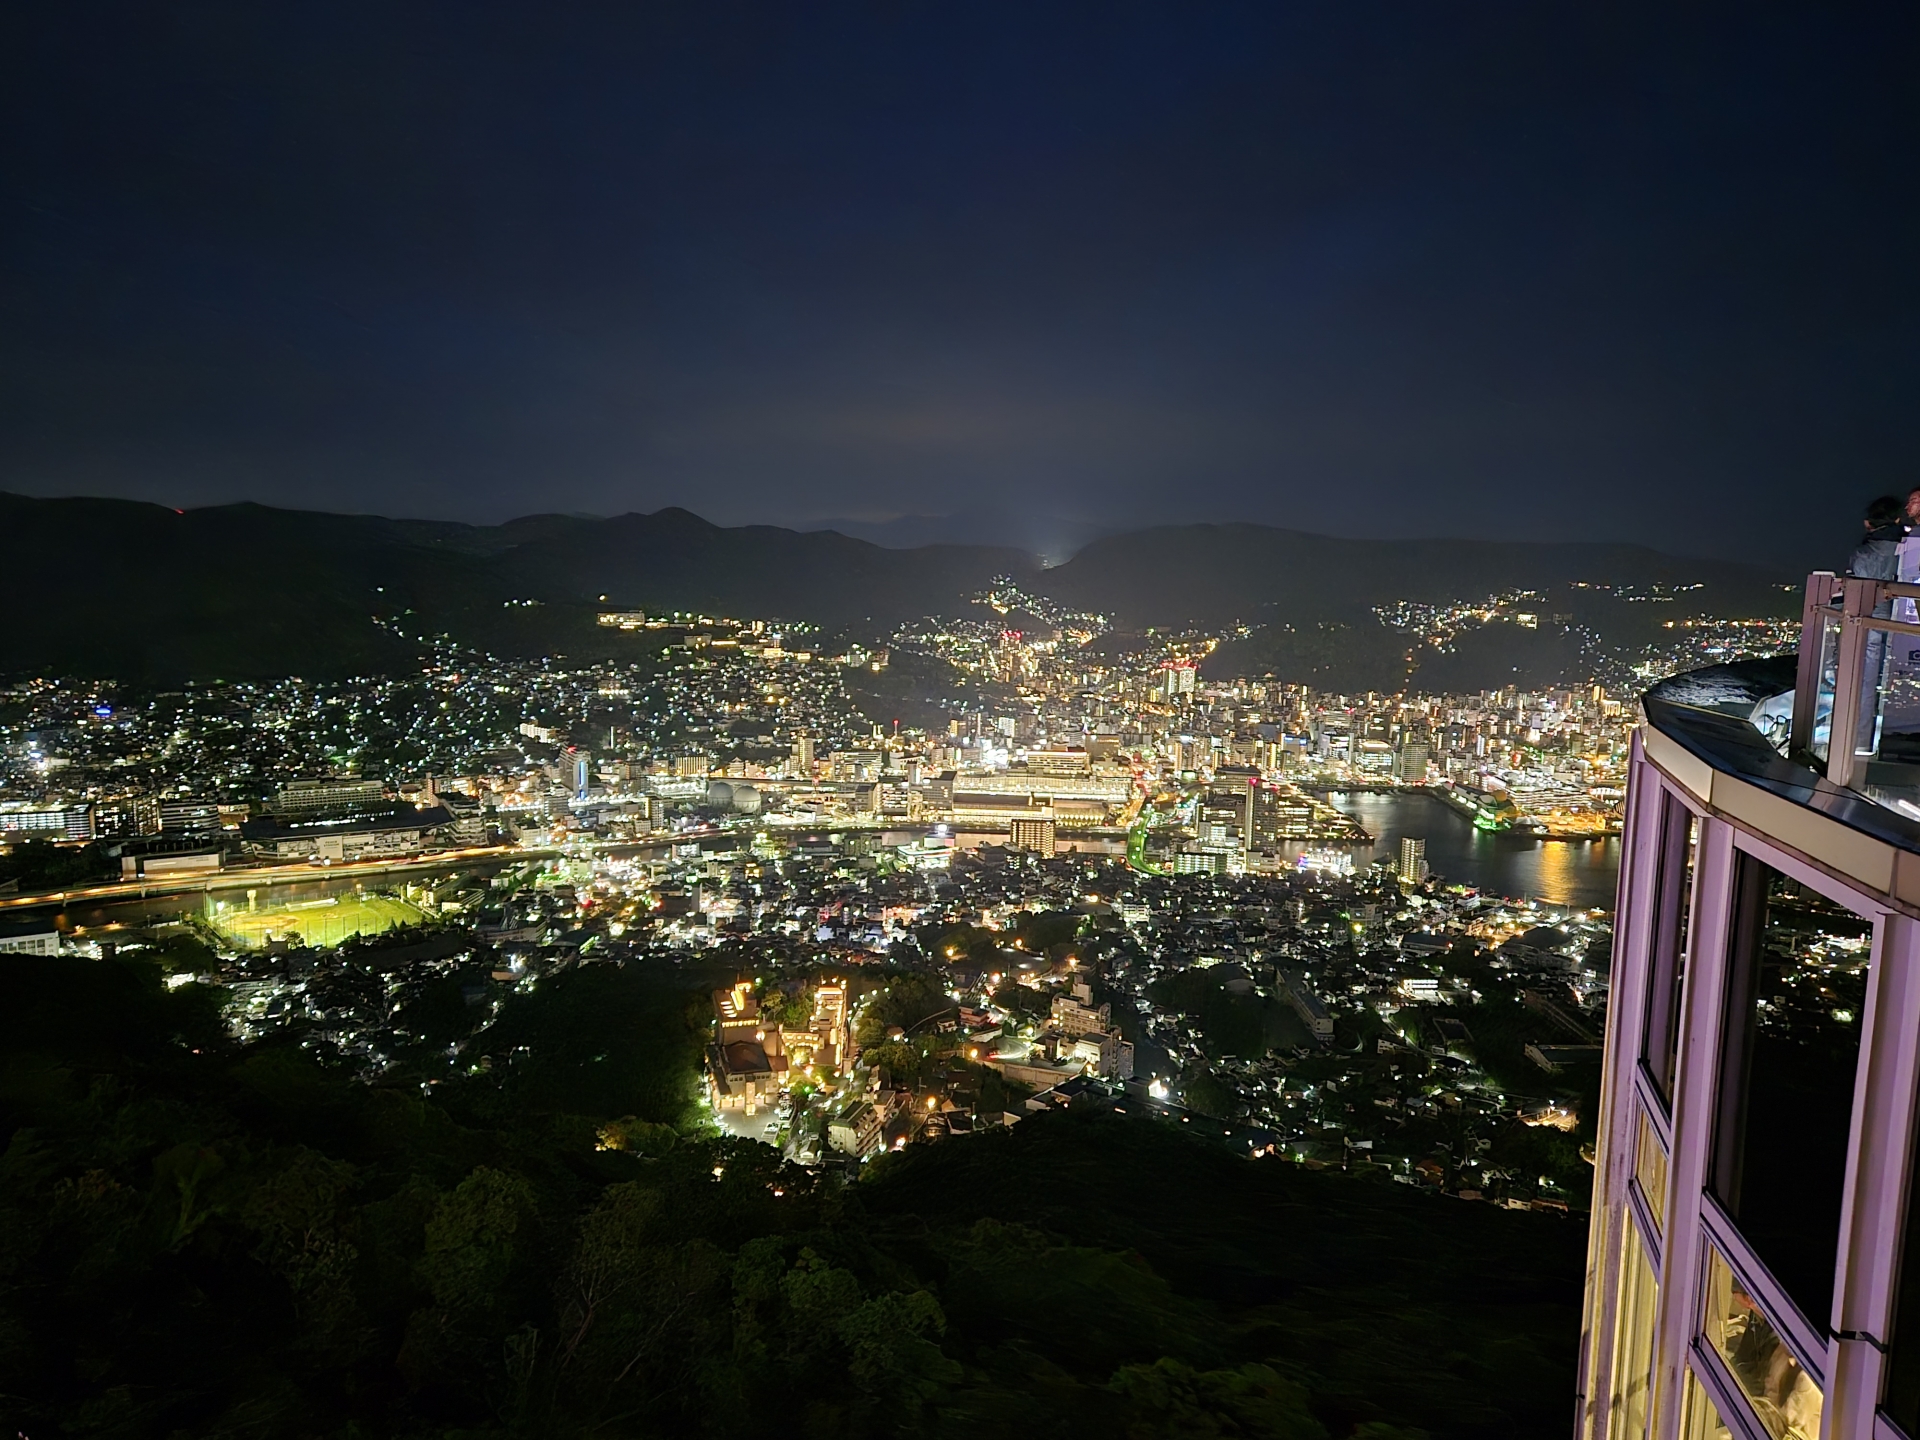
1312,789,1622,911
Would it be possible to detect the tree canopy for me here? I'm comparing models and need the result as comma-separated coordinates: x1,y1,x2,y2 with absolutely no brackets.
0,952,1583,1438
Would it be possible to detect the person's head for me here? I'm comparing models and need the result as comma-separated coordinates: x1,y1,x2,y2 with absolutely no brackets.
1904,487,1920,523
1867,495,1905,531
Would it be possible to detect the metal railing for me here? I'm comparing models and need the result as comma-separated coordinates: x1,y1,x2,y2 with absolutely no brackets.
1790,571,1920,800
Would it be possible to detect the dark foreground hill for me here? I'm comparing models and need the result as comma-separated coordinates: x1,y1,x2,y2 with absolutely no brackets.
0,951,1584,1439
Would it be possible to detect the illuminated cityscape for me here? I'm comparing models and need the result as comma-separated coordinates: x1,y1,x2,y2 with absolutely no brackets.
0,584,1797,1187
2,3,1912,1436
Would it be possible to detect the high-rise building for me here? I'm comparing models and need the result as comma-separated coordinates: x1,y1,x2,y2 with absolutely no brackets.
91,795,159,838
1024,749,1091,777
1199,776,1253,852
272,777,386,815
1394,741,1430,783
1354,738,1395,774
1579,570,1920,1440
0,801,93,841
157,798,220,835
1397,836,1427,886
1009,816,1056,855
1314,718,1353,761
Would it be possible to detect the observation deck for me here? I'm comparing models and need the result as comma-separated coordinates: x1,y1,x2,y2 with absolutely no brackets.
1581,572,1920,1440
1641,571,1920,913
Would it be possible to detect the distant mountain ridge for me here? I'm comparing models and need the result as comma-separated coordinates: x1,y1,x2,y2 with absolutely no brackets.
0,494,1039,680
1040,522,1788,627
798,510,1120,560
0,493,1792,682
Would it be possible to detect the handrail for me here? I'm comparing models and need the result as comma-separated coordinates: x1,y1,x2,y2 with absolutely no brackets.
1861,617,1920,638
1789,571,1920,792
1790,572,1833,756
1803,580,1920,612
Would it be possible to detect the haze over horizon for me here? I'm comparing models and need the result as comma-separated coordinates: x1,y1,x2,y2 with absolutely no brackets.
10,5,1919,570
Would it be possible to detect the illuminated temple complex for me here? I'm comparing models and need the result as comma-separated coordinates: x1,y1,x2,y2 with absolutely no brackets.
706,980,850,1115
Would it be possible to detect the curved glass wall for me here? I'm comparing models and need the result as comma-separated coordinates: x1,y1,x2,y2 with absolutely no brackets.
1711,858,1871,1331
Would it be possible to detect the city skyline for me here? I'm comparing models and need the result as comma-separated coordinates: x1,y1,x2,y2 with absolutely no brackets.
6,8,1920,1437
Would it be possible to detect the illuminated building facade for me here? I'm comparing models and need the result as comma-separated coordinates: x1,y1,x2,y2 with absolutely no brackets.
779,982,851,1079
1009,815,1057,854
0,800,93,840
271,777,388,814
707,980,788,1114
1398,836,1428,886
1581,572,1920,1440
948,770,1130,831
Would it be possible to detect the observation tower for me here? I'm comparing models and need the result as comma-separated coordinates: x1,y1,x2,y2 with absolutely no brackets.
1584,572,1920,1439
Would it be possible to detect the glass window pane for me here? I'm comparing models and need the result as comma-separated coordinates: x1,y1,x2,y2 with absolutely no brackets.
1853,623,1894,761
1811,612,1839,767
1702,1246,1822,1440
1608,1220,1659,1440
1859,622,1920,814
1711,858,1870,1327
1681,1368,1734,1440
1642,797,1699,1105
1634,1109,1668,1232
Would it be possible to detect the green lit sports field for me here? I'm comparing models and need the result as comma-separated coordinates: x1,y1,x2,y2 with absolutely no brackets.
214,893,427,949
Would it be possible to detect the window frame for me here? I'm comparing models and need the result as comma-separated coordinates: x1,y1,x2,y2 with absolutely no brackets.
1706,836,1879,1348
1632,1101,1671,1237
1697,1216,1830,1396
1642,789,1704,1111
1689,1335,1788,1440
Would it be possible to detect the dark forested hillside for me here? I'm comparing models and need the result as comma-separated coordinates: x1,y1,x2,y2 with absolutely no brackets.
1,493,1789,683
0,495,1030,680
0,950,1585,1439
1044,522,1789,629
492,508,1039,622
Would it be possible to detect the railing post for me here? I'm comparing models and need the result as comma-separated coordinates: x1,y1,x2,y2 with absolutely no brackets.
1792,572,1836,758
1828,577,1879,791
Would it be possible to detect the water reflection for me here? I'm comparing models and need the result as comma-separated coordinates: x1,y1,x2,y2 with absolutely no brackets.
1310,791,1621,910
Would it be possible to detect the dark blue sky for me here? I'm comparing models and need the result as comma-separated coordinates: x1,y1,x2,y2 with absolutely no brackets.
4,3,1917,565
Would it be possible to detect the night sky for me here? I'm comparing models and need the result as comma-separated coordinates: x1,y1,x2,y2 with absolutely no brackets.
5,4,1917,566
